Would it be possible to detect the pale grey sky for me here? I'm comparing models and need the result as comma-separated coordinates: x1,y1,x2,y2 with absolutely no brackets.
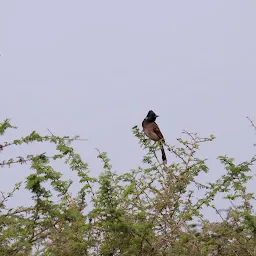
0,1,256,218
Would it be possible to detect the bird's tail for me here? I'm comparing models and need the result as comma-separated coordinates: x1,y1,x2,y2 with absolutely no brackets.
161,146,167,165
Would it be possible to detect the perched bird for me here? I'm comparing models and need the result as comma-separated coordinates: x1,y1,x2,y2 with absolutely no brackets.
142,110,167,164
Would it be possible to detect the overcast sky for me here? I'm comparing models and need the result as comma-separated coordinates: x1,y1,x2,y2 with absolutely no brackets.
0,1,255,218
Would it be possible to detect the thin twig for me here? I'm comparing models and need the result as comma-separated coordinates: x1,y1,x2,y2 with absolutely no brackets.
247,117,256,130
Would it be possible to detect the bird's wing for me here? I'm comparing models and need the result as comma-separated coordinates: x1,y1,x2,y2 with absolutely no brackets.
153,122,165,142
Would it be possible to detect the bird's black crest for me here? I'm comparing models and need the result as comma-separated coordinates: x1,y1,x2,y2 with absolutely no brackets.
145,110,158,122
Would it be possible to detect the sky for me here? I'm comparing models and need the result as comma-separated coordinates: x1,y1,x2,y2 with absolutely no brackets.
0,1,256,219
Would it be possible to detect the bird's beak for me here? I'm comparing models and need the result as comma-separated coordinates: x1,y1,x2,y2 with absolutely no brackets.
156,115,159,118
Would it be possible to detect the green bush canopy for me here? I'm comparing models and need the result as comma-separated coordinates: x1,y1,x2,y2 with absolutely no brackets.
0,119,255,256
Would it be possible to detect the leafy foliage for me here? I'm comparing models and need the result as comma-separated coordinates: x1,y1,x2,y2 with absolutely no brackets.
0,119,255,255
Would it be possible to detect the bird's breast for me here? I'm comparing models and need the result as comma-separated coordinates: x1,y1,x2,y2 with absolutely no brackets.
142,121,159,141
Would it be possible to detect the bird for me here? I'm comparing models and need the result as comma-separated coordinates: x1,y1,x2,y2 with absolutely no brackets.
142,110,167,164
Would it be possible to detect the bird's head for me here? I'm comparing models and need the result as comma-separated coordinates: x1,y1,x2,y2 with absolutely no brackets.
145,110,158,122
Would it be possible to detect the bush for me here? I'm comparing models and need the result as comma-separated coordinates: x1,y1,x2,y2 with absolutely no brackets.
0,119,255,255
